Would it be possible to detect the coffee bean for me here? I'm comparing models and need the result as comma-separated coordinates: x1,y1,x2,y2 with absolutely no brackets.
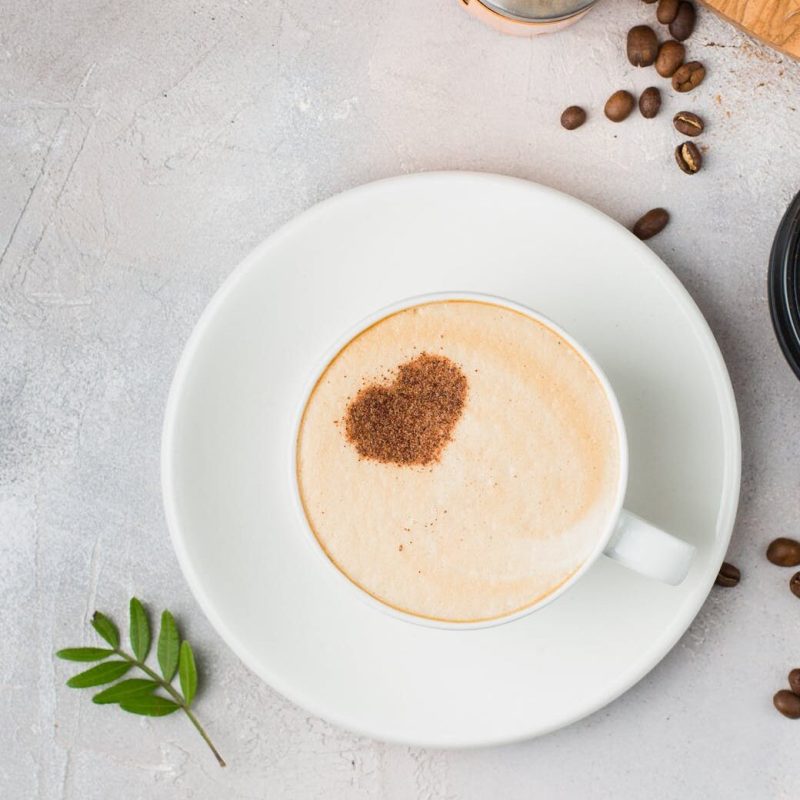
642,0,657,4
604,90,635,122
675,141,702,174
672,61,705,92
639,87,662,119
669,1,696,41
715,562,740,587
673,111,705,136
789,670,800,695
627,25,659,67
633,208,669,240
774,690,800,719
560,106,586,130
655,40,685,77
791,572,800,598
767,537,800,566
657,0,680,24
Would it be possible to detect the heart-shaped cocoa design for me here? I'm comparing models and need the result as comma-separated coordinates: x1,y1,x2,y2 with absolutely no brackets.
344,353,467,466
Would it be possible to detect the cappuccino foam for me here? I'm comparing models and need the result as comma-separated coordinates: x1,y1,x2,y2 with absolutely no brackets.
296,300,620,622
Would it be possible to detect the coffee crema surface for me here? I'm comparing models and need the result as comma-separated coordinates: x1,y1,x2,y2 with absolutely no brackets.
296,300,620,622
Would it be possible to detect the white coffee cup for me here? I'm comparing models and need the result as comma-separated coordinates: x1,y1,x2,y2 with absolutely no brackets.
292,292,695,629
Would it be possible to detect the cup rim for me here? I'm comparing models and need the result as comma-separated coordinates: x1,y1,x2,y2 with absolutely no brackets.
289,291,629,630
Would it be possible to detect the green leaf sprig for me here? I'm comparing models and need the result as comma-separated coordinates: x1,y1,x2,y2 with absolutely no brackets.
57,598,225,767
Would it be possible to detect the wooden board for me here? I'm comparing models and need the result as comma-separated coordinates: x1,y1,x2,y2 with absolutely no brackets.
701,0,800,58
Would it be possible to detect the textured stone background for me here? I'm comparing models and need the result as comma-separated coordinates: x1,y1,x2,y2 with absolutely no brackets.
3,0,800,797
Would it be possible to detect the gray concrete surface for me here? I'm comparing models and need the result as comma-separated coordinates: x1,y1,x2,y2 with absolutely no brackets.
3,0,800,797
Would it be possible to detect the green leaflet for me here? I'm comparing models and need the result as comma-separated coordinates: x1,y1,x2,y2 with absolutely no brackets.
157,610,180,682
129,597,151,661
120,695,180,717
91,611,120,648
66,660,131,688
55,647,114,662
179,641,197,706
93,679,159,704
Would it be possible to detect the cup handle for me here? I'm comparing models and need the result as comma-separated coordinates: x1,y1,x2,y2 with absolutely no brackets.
603,509,695,585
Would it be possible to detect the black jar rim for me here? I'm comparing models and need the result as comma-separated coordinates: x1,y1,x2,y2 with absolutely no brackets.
769,192,800,381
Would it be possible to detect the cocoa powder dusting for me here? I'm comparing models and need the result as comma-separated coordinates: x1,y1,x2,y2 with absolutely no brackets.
344,353,467,466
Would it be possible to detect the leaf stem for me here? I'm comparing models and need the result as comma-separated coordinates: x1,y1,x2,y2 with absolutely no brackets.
179,705,227,768
116,650,226,767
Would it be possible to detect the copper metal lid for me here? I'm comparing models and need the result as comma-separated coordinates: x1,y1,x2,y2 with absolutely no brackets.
480,0,597,22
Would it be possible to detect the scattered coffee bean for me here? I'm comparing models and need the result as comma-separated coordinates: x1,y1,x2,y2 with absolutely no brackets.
627,25,659,67
561,105,586,130
633,208,669,240
657,0,680,24
669,1,696,41
655,40,685,77
791,572,800,598
675,141,702,174
604,90,635,122
774,690,800,719
789,670,800,695
672,61,705,92
715,562,740,587
767,537,800,567
673,111,705,136
639,87,662,119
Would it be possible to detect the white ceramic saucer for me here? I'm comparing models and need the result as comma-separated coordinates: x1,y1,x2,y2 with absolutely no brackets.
162,172,740,748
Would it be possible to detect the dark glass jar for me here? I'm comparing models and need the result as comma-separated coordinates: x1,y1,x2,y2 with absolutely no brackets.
768,192,800,380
